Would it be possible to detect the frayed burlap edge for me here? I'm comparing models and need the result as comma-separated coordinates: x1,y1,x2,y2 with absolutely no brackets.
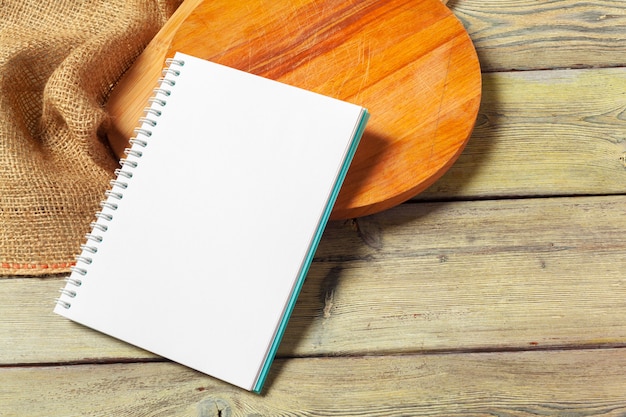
0,0,182,276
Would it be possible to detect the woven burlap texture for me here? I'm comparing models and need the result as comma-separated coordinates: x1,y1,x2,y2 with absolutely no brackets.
0,0,181,276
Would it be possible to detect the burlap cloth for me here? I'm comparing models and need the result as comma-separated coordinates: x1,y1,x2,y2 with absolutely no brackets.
0,0,181,276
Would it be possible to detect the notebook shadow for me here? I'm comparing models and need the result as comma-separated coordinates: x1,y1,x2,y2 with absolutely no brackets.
262,88,495,392
332,129,393,219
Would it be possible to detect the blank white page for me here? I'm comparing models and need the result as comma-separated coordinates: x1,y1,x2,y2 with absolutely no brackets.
54,52,368,392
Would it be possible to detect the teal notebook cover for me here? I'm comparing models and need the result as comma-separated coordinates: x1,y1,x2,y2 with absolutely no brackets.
254,110,369,393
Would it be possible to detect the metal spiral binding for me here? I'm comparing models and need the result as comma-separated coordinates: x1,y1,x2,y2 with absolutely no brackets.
55,56,185,310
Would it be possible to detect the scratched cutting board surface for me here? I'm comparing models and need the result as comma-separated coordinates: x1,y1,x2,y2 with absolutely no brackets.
106,0,481,219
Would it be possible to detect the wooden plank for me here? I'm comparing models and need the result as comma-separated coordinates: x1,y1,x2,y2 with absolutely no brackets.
419,68,626,200
291,195,626,355
2,349,626,416
449,0,626,72
3,196,626,364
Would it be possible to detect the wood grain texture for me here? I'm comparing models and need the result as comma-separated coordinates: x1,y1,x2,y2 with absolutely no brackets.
2,349,626,416
7,1,626,414
449,0,626,72
419,67,626,199
0,278,153,364
106,0,481,219
5,195,625,364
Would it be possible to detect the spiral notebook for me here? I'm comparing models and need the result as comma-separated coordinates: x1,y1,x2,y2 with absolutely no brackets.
53,52,368,393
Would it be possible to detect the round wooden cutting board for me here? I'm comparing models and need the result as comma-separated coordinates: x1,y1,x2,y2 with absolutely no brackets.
106,0,481,219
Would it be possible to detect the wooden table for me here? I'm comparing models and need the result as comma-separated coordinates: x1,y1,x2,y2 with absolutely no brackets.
2,0,626,415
